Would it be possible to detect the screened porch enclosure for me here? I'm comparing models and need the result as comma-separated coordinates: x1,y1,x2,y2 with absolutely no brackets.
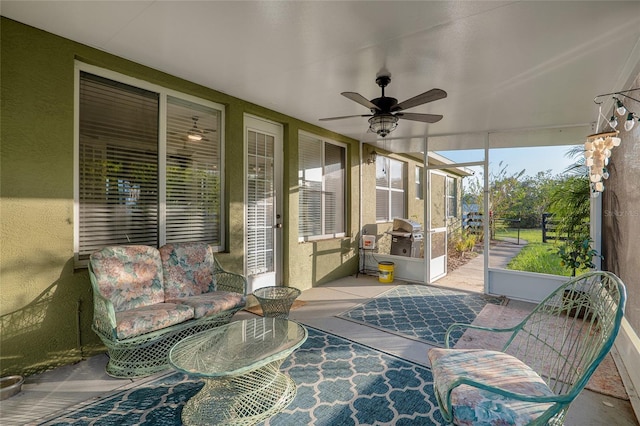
362,124,594,303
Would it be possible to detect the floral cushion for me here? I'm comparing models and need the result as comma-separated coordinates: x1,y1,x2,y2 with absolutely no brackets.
90,245,165,312
428,348,555,426
115,303,194,340
168,292,246,319
159,243,216,299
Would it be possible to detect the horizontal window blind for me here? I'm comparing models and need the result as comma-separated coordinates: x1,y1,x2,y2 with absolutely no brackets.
247,130,275,275
166,96,221,244
416,166,424,200
298,134,323,238
77,70,224,265
298,133,346,240
447,176,458,217
324,143,345,235
391,190,405,219
78,72,159,261
376,188,389,222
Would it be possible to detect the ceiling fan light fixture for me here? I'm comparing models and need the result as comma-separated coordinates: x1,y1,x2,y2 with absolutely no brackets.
187,115,206,141
187,131,203,141
368,114,398,138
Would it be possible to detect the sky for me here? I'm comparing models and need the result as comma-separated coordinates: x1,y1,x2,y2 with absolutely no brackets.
436,144,581,179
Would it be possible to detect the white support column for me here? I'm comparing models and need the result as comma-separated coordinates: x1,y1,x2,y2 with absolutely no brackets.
423,137,431,284
359,141,364,242
483,135,490,292
590,193,603,270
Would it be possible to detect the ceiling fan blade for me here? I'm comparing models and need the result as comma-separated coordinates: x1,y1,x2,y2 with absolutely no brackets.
393,88,447,111
396,112,443,123
319,114,372,121
341,92,381,111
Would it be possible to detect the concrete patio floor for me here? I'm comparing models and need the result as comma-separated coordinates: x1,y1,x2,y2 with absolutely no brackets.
1,269,638,425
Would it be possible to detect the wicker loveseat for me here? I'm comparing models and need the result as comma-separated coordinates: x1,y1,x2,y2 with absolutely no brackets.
89,243,247,378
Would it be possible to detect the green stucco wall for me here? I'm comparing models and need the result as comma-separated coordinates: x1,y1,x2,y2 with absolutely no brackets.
0,18,359,376
360,146,465,255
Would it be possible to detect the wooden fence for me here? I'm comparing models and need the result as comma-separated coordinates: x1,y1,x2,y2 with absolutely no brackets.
541,213,564,243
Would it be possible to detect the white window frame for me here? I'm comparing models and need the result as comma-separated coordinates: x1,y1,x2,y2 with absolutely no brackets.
376,156,406,223
298,130,347,242
73,62,225,267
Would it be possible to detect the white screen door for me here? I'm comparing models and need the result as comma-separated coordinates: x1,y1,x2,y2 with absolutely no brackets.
429,170,448,281
244,115,283,293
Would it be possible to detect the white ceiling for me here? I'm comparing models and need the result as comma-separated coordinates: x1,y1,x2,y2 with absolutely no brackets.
3,1,640,152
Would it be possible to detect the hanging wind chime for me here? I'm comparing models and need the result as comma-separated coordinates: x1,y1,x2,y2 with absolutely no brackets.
586,88,639,197
584,130,619,197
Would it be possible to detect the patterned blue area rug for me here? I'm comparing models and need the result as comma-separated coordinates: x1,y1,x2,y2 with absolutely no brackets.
39,328,444,426
337,284,505,347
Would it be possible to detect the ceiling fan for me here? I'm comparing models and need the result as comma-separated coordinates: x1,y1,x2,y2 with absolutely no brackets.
187,116,215,142
320,75,447,137
167,116,216,162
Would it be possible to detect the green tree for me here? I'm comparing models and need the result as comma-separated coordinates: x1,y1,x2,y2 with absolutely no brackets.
490,161,525,218
462,162,555,229
507,170,556,227
463,162,524,217
547,145,591,239
547,175,590,238
547,147,597,276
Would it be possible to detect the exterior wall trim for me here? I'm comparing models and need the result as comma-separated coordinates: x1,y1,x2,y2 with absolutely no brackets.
615,318,640,420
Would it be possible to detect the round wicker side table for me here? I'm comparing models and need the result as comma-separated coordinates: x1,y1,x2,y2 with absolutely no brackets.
253,286,301,319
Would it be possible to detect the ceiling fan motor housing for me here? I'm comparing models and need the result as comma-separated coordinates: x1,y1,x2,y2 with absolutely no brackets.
371,96,398,114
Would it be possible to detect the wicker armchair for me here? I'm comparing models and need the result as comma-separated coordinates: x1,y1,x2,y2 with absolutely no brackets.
428,271,626,425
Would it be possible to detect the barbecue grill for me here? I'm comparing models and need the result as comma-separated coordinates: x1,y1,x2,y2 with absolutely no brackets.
389,218,423,257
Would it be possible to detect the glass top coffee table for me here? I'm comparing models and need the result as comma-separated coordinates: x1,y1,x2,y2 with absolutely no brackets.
169,318,307,426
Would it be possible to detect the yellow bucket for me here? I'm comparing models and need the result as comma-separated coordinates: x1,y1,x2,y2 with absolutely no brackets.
378,261,395,283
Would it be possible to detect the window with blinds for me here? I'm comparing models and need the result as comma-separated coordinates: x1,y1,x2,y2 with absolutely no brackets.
77,70,222,265
446,176,458,218
416,166,424,200
166,97,221,244
298,132,346,241
246,129,275,275
376,156,406,222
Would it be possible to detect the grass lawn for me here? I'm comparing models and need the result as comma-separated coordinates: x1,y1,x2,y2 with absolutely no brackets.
494,228,575,276
506,242,570,275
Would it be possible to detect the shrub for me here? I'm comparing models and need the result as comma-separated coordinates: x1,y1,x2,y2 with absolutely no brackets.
453,231,477,254
555,237,602,277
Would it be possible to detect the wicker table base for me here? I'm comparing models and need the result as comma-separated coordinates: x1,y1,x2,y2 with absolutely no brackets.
181,361,296,425
170,318,307,426
253,286,301,319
